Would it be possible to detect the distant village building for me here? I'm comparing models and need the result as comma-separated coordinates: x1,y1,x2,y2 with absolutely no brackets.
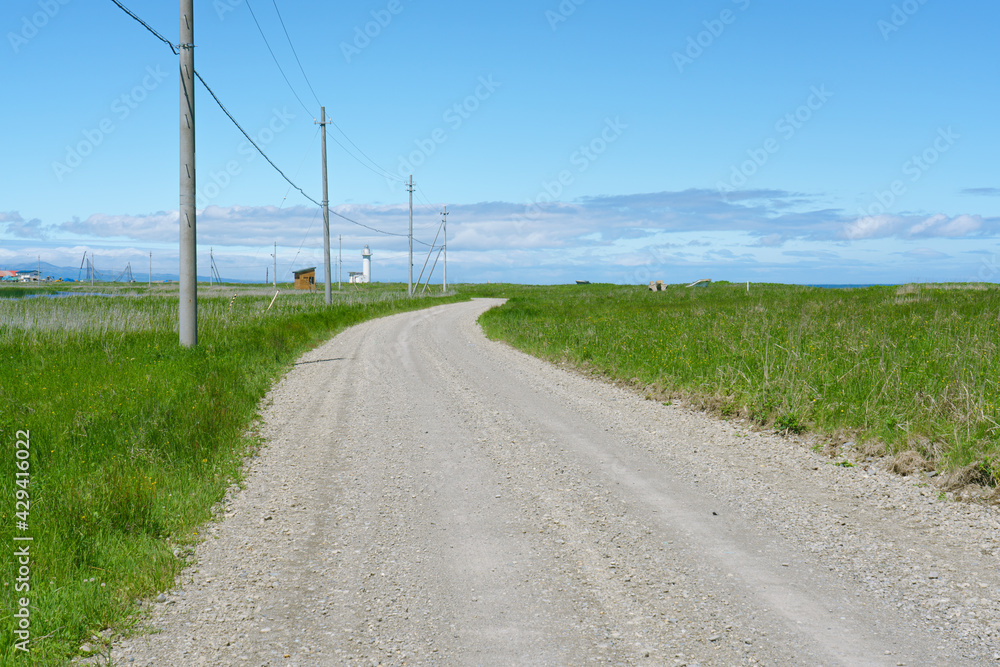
293,267,316,290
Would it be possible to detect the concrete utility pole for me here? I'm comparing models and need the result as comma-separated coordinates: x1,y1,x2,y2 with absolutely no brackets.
272,242,277,288
209,247,213,287
407,175,414,296
316,107,331,305
338,234,342,290
441,206,448,292
179,0,197,347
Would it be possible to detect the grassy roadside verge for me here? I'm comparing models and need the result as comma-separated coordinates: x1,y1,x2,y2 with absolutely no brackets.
0,286,465,664
475,283,1000,481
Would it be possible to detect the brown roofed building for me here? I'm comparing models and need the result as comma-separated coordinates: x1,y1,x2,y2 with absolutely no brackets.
293,267,316,290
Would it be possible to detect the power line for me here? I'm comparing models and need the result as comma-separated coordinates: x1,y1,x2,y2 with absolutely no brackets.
414,185,437,208
270,0,404,181
325,126,406,183
108,0,177,54
194,70,321,207
245,0,404,183
285,206,321,279
196,73,429,244
245,0,312,115
330,209,433,247
196,73,430,242
107,1,430,245
278,126,321,209
270,0,321,106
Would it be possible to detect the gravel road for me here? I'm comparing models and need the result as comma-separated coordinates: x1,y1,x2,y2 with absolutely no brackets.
109,298,1000,666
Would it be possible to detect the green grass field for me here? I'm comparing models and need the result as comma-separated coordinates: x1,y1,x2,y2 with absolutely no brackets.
0,284,462,664
0,286,59,299
3,279,998,663
476,282,1000,476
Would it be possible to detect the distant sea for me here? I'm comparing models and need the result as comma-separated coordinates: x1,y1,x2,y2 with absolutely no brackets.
808,284,891,289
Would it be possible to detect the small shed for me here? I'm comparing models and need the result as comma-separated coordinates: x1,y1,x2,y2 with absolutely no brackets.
293,267,316,290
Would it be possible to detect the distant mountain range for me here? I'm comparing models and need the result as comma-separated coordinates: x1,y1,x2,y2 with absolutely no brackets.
4,261,250,284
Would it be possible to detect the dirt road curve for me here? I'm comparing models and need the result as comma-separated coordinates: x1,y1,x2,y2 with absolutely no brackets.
113,299,1000,666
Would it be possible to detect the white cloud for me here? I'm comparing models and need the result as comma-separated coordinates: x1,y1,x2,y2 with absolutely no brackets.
842,214,901,240
0,211,48,239
842,213,989,241
6,190,1000,284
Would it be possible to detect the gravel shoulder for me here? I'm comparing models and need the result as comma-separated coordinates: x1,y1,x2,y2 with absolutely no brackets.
106,299,1000,666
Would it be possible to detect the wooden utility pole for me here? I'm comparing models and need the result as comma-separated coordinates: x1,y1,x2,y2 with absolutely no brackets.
316,107,331,305
179,0,197,346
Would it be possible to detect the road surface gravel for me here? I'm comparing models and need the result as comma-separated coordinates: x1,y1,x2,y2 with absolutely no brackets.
109,299,1000,666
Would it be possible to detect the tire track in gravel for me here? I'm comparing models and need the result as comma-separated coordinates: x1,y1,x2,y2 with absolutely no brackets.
111,298,1000,666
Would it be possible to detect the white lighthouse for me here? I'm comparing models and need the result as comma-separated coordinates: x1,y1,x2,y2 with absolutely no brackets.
349,245,373,284
362,245,372,283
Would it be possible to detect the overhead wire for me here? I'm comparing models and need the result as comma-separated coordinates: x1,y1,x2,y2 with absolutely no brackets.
279,125,321,210
330,210,433,247
284,206,322,279
324,126,406,183
269,0,321,106
193,71,321,207
415,187,437,209
244,0,311,115
106,0,434,245
282,129,323,276
248,0,404,182
270,0,404,182
107,0,177,54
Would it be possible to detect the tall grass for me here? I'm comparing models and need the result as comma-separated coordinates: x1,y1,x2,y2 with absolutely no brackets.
0,287,58,299
477,282,1000,469
0,286,463,664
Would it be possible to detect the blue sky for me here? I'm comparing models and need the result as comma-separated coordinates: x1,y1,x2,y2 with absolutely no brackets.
2,0,999,284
